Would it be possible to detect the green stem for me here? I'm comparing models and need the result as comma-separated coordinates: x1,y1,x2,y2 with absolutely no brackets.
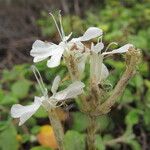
105,136,126,146
104,134,135,146
48,109,64,150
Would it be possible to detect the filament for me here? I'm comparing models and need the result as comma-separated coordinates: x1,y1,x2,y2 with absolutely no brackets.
31,65,47,96
105,42,118,52
58,10,65,40
97,36,103,43
49,12,63,40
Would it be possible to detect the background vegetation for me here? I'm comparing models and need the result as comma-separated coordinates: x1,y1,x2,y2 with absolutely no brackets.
0,0,150,150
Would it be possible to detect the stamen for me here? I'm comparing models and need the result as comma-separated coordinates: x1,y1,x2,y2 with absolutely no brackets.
49,12,63,40
31,65,47,96
97,36,103,43
49,99,63,108
105,42,118,52
91,42,94,50
58,10,65,40
49,99,57,108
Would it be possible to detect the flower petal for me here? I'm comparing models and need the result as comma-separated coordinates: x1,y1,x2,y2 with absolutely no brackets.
11,96,42,126
90,52,103,82
91,42,104,53
51,75,61,94
33,55,50,63
52,81,85,101
47,47,64,68
90,53,109,83
77,53,89,77
31,40,53,56
102,44,133,55
71,27,103,42
30,40,60,63
100,63,109,82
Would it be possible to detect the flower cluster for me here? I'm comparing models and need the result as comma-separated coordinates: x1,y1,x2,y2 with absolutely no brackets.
11,13,133,126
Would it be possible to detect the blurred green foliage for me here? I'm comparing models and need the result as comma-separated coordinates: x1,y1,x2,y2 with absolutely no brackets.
0,0,150,149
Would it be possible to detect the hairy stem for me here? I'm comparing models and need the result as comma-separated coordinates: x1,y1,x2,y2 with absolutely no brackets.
64,55,79,81
87,116,97,150
98,48,141,114
48,109,64,150
64,55,90,112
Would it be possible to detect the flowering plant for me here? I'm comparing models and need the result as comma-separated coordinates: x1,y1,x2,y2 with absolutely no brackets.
10,12,141,150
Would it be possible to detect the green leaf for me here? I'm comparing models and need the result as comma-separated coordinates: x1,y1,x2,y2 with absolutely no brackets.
0,93,18,105
128,34,147,49
31,126,41,134
119,89,134,104
127,140,142,150
0,89,4,100
130,75,143,89
2,69,18,81
103,134,113,143
143,108,150,127
0,123,19,150
106,60,124,70
95,135,105,150
125,109,141,127
35,107,47,118
0,120,9,131
22,134,31,143
72,112,88,132
136,75,144,88
64,130,85,150
11,79,31,98
26,117,37,126
139,62,148,77
96,116,110,132
145,90,150,106
31,146,52,150
145,79,150,88
2,64,29,82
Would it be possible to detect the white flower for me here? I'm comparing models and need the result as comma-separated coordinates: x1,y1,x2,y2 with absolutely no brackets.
30,40,64,68
70,27,103,42
90,42,133,83
90,53,109,83
76,52,89,77
11,75,85,126
101,44,133,55
30,25,102,68
11,96,43,126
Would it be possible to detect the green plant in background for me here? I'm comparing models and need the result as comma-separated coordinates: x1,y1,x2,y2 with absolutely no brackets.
1,11,142,150
38,1,150,54
1,1,150,150
37,12,85,38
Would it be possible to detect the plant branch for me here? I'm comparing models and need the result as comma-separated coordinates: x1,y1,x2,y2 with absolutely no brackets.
48,109,64,150
64,55,80,81
105,136,125,146
64,55,90,112
87,115,97,150
104,134,135,146
98,48,141,114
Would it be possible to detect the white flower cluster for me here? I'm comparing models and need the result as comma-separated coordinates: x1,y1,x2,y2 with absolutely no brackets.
11,13,133,126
